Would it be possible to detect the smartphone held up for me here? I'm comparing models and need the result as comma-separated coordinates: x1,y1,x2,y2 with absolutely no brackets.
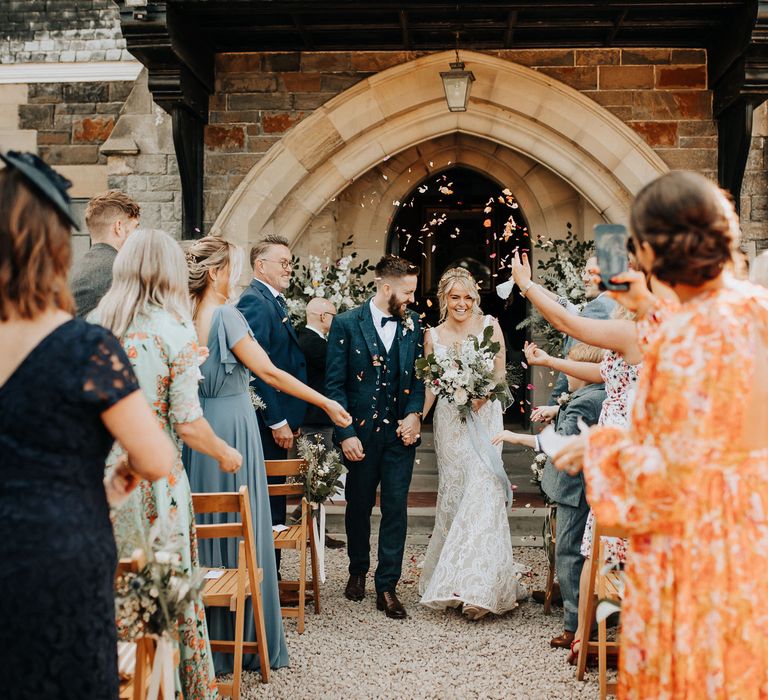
594,224,630,291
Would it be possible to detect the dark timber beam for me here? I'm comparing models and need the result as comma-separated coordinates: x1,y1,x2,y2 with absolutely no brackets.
292,13,315,50
399,10,411,50
116,1,212,237
606,10,628,46
503,10,518,48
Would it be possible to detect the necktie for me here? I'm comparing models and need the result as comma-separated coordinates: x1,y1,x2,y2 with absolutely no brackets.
380,315,398,327
277,294,289,311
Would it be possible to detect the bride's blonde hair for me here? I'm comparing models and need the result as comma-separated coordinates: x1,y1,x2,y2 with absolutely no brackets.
437,267,482,322
94,228,192,338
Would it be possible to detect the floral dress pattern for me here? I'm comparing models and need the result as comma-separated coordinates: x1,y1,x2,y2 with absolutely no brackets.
579,350,638,563
107,305,218,700
585,280,768,699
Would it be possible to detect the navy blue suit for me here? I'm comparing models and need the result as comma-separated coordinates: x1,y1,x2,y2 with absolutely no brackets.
325,300,425,593
237,278,307,572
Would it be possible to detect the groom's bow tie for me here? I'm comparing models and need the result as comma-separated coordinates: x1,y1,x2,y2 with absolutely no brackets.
380,315,398,327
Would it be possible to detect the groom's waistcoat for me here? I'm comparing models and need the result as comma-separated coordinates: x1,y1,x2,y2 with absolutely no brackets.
374,329,400,426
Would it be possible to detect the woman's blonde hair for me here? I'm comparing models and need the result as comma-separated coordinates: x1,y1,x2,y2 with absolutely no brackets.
94,228,191,338
437,267,481,322
185,236,244,318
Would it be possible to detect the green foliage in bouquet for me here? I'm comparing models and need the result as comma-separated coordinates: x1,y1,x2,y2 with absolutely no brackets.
294,434,348,504
516,231,595,356
285,236,375,326
114,524,203,642
415,324,510,421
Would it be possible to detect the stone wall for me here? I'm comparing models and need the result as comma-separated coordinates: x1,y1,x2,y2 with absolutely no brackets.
742,102,768,252
204,48,719,233
0,0,129,64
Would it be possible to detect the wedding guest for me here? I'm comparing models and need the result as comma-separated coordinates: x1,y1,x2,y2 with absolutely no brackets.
70,190,140,317
493,342,606,650
94,228,242,699
296,297,346,549
751,249,768,287
237,234,307,586
182,236,351,674
0,152,174,700
554,170,768,699
510,247,676,662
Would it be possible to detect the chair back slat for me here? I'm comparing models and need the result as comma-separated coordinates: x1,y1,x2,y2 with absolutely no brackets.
268,484,305,497
116,549,146,577
264,459,306,477
191,492,242,514
195,522,245,540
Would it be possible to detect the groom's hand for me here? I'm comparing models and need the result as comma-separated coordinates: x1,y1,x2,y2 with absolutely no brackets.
341,436,365,462
397,413,421,446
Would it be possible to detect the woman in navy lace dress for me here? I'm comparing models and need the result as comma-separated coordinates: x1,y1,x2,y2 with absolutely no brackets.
0,153,175,700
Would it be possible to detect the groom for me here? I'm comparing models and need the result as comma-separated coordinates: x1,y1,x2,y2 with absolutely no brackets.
325,255,425,619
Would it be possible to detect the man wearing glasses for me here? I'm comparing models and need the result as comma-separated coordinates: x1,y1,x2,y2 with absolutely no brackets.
238,234,308,591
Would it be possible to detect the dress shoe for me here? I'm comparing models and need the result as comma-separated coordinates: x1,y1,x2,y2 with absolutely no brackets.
550,630,575,649
376,590,407,619
344,574,366,601
325,534,346,549
532,582,562,606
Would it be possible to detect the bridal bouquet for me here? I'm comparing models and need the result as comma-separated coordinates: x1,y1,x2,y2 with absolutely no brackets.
415,325,510,420
114,524,203,642
294,434,347,505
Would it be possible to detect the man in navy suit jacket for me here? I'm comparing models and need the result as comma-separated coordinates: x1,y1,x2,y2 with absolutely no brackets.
325,255,425,620
237,234,307,578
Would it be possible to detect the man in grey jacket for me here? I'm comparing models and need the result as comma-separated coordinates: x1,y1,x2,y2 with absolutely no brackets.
540,342,606,649
70,190,140,317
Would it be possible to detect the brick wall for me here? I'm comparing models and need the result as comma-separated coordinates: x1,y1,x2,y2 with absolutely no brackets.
0,0,129,64
204,48,719,231
741,103,768,251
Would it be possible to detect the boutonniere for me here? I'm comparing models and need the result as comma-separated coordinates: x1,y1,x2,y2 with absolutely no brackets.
556,392,572,407
372,354,383,367
402,316,415,335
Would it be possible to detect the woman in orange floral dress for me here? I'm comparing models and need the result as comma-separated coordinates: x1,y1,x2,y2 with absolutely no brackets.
555,170,768,699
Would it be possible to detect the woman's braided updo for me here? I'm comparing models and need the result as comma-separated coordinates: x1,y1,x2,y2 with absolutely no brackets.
184,235,242,316
630,171,739,287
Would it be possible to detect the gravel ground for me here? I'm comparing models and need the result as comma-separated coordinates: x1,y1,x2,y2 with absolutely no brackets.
230,544,603,699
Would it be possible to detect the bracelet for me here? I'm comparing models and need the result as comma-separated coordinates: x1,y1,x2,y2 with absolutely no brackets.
410,411,423,419
520,281,535,297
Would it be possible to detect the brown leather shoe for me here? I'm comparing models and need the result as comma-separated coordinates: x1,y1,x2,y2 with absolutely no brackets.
325,534,346,549
376,590,407,619
344,574,366,601
550,630,575,649
532,582,562,605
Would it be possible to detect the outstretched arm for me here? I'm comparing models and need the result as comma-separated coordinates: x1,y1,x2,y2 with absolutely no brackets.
511,251,641,363
525,341,604,385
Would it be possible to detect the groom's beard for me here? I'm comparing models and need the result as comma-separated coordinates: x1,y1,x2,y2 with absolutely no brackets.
387,292,408,319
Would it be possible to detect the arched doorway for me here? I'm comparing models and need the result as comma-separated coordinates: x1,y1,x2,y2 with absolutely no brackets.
387,166,528,343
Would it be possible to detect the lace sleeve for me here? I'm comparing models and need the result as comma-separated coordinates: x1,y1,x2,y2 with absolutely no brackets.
82,330,140,410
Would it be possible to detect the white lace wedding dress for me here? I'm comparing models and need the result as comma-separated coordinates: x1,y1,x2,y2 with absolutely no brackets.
419,317,528,614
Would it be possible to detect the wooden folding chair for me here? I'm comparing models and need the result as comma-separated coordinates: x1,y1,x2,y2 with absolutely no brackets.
543,505,557,615
576,520,627,698
116,549,167,700
191,485,270,695
264,459,321,634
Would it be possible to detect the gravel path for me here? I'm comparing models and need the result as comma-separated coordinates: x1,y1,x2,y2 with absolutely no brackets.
232,544,602,699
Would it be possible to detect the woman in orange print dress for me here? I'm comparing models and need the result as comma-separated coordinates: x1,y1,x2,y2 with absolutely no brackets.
555,170,768,699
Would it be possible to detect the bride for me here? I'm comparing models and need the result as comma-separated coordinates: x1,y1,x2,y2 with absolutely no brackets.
419,267,527,620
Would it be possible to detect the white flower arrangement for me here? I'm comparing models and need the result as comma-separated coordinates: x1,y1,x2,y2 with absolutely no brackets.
293,434,348,504
286,240,375,325
556,392,572,407
415,325,510,420
401,316,415,335
249,387,266,412
530,452,548,483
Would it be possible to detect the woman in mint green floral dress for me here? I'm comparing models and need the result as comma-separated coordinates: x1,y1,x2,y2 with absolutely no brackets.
95,229,242,700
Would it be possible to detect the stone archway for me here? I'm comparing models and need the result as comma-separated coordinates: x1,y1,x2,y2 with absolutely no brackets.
211,50,668,251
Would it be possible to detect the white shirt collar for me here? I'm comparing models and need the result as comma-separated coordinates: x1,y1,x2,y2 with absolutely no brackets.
256,278,281,298
305,324,326,339
369,298,389,322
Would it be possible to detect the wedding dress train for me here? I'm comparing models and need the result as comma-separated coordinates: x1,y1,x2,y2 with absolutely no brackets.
419,321,527,615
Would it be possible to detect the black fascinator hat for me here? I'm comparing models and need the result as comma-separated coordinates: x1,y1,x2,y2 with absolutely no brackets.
0,151,80,230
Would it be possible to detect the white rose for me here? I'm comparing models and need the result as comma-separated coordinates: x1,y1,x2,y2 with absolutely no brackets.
155,551,171,565
453,387,468,405
315,289,325,297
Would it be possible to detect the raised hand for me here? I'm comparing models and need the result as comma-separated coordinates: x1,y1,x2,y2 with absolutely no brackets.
524,340,551,367
511,250,533,289
324,399,353,428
